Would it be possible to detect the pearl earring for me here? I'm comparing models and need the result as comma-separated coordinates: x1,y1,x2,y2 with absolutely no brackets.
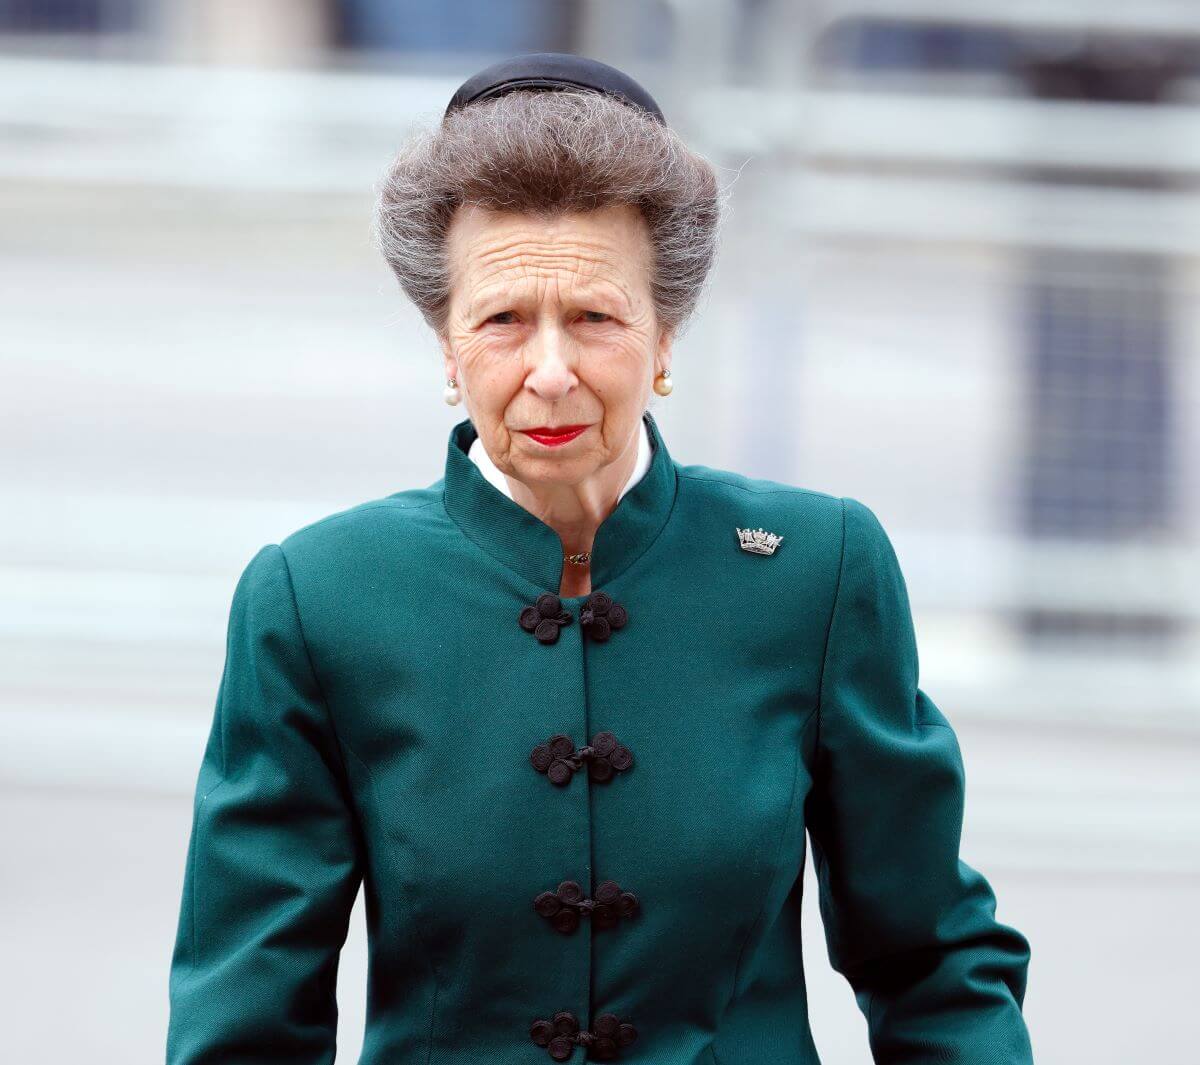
443,376,461,406
653,368,673,397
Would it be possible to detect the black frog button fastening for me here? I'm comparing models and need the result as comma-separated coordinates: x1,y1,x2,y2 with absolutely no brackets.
534,878,642,934
590,878,641,930
529,1011,581,1062
579,590,628,641
519,592,573,644
529,733,579,786
588,1013,639,1060
529,730,634,786
586,730,634,782
530,1009,638,1061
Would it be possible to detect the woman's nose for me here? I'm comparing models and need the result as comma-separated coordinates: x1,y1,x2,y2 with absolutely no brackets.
524,326,578,400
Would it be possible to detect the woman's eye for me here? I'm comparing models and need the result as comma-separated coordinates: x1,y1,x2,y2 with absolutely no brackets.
484,310,610,325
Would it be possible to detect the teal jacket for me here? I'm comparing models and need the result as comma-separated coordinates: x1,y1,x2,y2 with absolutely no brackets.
166,411,1034,1064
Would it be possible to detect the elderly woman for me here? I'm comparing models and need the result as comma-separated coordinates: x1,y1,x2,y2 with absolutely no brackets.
166,54,1034,1065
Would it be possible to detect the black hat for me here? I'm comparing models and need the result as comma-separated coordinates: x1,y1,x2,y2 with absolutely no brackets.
444,51,667,125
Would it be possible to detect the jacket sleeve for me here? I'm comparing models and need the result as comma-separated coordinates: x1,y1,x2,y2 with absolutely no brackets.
166,543,364,1065
805,497,1034,1064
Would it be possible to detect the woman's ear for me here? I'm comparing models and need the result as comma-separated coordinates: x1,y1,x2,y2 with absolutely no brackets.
656,325,675,376
438,333,458,383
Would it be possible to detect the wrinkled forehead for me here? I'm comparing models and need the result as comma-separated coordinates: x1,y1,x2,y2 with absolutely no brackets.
446,203,653,309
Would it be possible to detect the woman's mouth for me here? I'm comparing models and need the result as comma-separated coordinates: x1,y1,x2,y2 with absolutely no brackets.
519,424,590,447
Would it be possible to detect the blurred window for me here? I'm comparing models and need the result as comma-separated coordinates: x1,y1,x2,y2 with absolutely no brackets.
1022,251,1174,542
333,0,580,54
0,0,138,32
816,18,1200,94
817,17,1017,75
1018,249,1179,650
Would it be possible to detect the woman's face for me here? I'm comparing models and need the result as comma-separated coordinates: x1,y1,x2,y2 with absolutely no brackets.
439,203,671,489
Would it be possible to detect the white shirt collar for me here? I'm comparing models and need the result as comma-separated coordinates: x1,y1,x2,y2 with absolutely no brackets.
467,416,653,503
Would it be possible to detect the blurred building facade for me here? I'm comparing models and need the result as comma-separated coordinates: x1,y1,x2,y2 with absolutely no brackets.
1,3,1197,1064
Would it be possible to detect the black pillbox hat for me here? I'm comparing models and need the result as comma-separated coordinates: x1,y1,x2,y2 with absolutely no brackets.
444,51,667,126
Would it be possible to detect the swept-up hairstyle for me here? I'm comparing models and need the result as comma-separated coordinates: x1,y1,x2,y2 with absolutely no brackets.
372,88,726,339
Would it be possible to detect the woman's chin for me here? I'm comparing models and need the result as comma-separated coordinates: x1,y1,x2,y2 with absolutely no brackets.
511,450,599,486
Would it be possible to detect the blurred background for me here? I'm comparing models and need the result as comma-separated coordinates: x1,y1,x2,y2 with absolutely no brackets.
2,1,1198,1062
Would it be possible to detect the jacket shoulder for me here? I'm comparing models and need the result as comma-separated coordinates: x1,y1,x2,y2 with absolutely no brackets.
275,482,444,560
676,460,842,511
674,460,846,558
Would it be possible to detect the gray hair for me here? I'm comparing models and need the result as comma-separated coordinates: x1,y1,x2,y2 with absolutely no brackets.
371,88,727,340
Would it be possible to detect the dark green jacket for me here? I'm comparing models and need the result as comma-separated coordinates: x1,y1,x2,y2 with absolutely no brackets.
166,411,1033,1064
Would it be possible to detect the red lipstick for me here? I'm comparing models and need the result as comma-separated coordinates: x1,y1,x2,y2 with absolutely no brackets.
520,424,589,447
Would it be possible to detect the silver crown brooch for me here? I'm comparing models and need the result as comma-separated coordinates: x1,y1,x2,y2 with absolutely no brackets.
736,526,784,556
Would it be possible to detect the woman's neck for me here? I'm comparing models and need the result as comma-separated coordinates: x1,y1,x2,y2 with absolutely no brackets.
505,426,643,596
559,563,591,599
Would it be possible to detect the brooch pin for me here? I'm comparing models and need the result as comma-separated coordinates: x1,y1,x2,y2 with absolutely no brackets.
736,526,783,556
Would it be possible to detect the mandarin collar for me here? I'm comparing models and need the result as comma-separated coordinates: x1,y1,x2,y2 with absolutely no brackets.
442,411,677,592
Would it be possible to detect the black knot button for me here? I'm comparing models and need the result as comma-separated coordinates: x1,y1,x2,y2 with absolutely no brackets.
530,1009,638,1061
586,730,635,783
519,592,573,645
534,878,641,934
590,1012,639,1060
529,732,580,786
530,1010,581,1062
529,730,634,786
579,590,628,642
